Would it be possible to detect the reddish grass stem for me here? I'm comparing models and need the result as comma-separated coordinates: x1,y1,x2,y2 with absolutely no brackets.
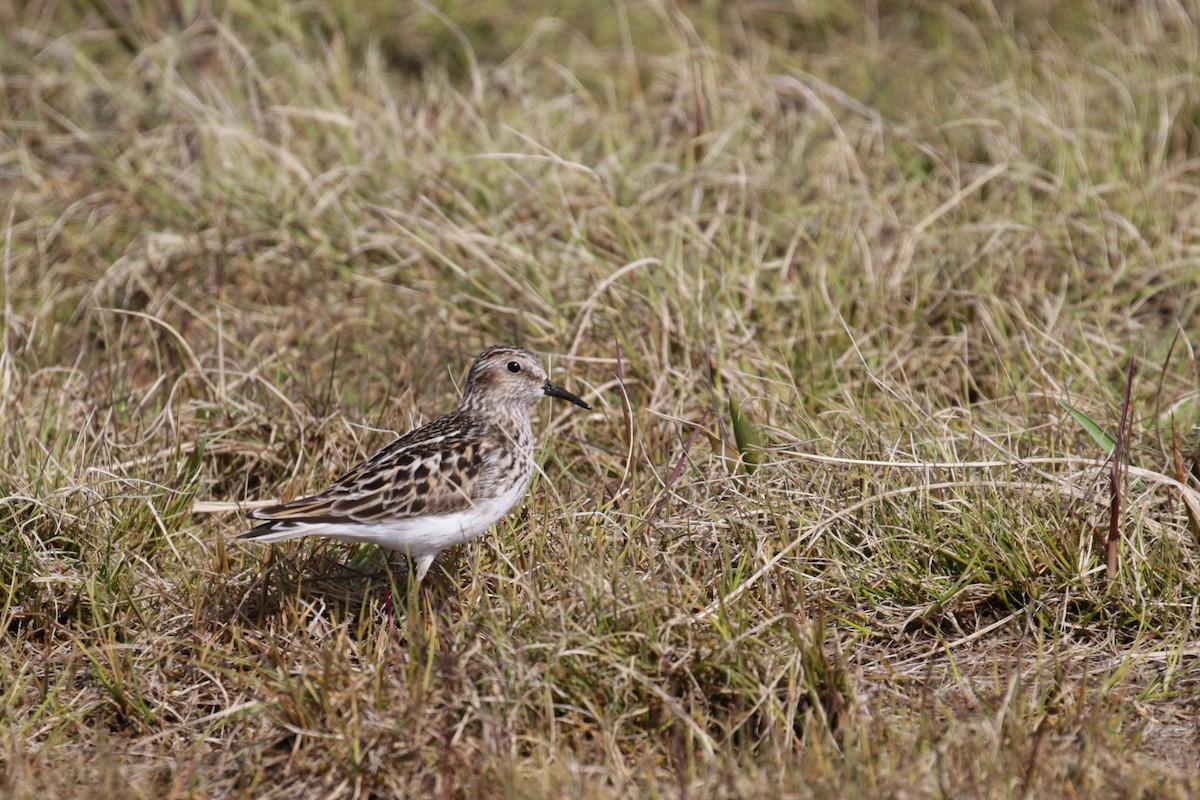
1106,359,1135,587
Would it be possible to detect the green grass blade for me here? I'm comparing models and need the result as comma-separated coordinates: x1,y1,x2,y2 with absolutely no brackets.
1058,400,1116,452
729,395,762,474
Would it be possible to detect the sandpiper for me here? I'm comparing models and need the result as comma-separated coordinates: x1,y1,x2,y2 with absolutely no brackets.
240,345,590,580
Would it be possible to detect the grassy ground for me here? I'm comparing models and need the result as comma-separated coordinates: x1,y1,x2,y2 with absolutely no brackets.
3,0,1200,796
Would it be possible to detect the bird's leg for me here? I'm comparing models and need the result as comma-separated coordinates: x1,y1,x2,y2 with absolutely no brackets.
415,555,434,584
380,548,399,626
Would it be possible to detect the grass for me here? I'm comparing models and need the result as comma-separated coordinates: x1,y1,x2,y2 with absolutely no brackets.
2,0,1200,796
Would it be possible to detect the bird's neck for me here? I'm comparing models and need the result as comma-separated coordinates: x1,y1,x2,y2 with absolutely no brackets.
458,396,533,432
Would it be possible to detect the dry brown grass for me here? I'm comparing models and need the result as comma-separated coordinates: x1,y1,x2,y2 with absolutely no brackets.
3,0,1200,797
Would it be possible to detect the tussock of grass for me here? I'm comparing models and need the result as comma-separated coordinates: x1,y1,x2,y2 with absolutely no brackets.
3,0,1200,796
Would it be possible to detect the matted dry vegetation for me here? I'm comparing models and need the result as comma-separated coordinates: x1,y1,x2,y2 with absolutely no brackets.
2,0,1200,797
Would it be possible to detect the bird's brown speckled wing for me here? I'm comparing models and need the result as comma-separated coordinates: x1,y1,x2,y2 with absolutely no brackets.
246,411,505,526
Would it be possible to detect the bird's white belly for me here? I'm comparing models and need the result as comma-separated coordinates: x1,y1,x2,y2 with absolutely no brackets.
296,476,532,559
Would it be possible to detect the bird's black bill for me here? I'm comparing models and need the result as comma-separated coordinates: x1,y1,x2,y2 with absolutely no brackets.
544,380,591,409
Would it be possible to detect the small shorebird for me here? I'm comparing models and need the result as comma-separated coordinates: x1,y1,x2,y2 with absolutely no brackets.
239,345,590,581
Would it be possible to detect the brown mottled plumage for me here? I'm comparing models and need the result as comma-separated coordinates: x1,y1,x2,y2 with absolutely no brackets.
239,345,590,580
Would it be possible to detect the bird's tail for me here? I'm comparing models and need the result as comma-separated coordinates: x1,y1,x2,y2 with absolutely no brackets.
237,520,314,543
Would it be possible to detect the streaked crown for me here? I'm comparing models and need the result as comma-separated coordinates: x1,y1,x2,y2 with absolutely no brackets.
459,345,590,412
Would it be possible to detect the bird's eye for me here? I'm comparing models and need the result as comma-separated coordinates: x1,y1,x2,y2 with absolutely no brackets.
507,361,521,373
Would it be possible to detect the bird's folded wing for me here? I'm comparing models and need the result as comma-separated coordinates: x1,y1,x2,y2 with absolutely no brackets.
250,424,489,524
